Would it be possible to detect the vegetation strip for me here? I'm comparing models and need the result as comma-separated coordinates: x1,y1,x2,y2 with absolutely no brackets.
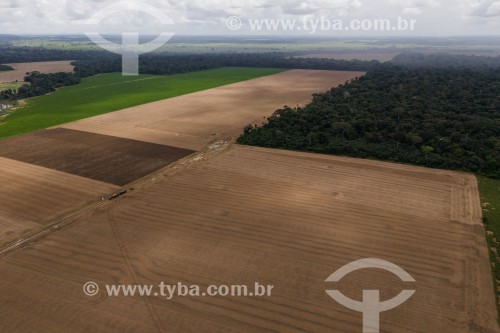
480,176,500,318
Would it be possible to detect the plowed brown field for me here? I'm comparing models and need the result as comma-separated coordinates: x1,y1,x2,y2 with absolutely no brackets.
0,61,74,83
0,128,195,186
59,70,364,150
0,157,117,247
0,69,356,250
0,145,495,333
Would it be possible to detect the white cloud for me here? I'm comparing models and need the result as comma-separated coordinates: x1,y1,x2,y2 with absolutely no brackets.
0,0,497,35
389,0,439,15
0,0,363,34
467,0,500,17
280,0,362,15
402,7,423,14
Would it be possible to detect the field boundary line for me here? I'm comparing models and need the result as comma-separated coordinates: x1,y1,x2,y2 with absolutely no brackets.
0,139,233,260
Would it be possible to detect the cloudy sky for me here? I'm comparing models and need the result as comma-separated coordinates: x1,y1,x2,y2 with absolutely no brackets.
0,0,499,36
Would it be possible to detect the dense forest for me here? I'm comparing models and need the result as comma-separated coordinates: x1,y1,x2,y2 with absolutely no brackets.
392,52,500,68
73,53,380,77
0,47,381,77
238,67,500,178
0,47,113,63
0,64,13,71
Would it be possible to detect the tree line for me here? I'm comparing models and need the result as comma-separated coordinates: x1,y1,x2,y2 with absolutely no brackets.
0,47,382,77
1,48,382,102
72,53,381,77
0,64,13,71
238,67,500,178
0,47,113,63
392,52,500,68
0,72,80,100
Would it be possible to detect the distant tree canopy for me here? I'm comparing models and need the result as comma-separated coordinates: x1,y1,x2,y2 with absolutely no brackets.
73,53,381,77
0,64,14,71
0,47,113,63
0,47,381,77
391,52,500,68
238,67,500,178
0,49,381,102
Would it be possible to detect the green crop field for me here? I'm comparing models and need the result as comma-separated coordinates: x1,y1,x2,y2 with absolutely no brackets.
479,176,500,318
481,177,500,238
0,67,285,139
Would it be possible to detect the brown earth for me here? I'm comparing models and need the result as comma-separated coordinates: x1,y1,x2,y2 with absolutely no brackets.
0,156,117,247
0,61,74,83
59,70,364,151
0,128,195,186
0,145,496,333
0,69,354,251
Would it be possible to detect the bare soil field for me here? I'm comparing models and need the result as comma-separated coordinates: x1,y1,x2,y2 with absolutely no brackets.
0,145,495,333
0,60,74,83
0,128,195,186
0,156,117,247
0,69,355,253
59,70,364,150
